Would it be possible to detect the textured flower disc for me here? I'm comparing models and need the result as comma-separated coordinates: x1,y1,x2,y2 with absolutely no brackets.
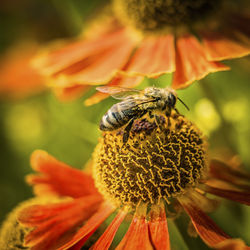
113,0,220,32
93,111,208,208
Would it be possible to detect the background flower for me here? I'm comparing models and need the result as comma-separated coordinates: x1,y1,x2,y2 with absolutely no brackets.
32,0,250,103
0,43,46,100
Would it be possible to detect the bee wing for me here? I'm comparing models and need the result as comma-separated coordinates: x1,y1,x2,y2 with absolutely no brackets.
132,98,156,107
96,86,141,100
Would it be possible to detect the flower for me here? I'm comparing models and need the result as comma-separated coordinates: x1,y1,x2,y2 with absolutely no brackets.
13,111,250,249
33,0,250,103
0,43,46,100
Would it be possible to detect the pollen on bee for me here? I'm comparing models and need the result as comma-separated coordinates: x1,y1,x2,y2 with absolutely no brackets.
93,111,208,208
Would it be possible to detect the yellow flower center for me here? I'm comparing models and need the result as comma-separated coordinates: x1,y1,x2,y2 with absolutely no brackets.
93,112,208,208
113,0,220,32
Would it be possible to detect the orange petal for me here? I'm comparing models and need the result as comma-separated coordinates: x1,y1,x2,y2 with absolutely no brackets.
36,27,128,75
92,210,127,250
208,160,250,191
18,195,102,249
125,35,175,77
201,32,250,61
172,35,229,89
61,31,135,86
179,198,231,248
116,204,153,250
148,202,170,250
28,150,99,197
0,43,45,99
215,238,250,250
53,85,90,102
84,74,143,106
38,29,136,87
204,185,250,206
57,202,115,250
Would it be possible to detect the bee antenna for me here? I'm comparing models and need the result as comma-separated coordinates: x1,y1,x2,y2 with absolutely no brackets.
177,97,190,111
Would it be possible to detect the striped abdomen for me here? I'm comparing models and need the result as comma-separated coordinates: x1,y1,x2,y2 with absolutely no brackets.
100,101,136,131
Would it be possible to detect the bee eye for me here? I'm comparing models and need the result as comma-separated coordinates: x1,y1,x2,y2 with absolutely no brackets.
168,94,176,106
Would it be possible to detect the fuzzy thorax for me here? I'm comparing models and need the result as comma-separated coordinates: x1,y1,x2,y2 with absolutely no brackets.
93,112,208,208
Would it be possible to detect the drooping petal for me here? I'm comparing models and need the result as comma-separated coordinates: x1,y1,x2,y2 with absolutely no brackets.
148,202,170,250
58,30,136,86
214,238,249,250
35,26,129,76
125,35,175,77
28,150,99,198
18,195,102,250
84,74,143,106
179,197,232,248
92,210,127,250
53,85,90,102
172,35,229,89
201,32,250,61
204,185,250,206
116,204,153,250
57,202,115,250
208,159,250,191
36,28,136,87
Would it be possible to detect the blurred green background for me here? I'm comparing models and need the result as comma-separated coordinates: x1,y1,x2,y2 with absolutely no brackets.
0,0,249,249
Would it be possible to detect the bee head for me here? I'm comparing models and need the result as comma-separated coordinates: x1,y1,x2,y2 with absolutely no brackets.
168,92,177,107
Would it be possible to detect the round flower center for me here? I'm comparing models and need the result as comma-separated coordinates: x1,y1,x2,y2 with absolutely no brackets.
113,0,219,32
93,112,208,208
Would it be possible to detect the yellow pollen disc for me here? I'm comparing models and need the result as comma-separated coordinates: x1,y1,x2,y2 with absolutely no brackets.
93,112,208,208
113,0,220,32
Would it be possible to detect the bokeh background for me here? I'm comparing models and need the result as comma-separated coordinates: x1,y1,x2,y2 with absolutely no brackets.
0,0,249,249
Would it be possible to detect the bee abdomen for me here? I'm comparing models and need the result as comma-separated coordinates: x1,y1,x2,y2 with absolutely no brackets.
100,105,126,131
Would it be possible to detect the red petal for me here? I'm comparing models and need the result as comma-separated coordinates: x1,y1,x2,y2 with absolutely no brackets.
116,204,153,250
172,35,229,89
28,150,99,198
125,35,175,77
201,32,250,61
84,74,143,106
18,195,102,249
179,198,231,248
204,185,250,206
208,159,250,191
57,202,115,250
148,202,170,250
92,210,127,250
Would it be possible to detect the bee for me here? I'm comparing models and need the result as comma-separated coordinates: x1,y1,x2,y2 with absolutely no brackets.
97,86,189,143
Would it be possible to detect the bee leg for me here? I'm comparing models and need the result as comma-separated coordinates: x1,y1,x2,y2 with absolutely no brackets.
123,118,135,143
174,108,180,114
149,111,154,119
154,114,161,126
165,111,171,127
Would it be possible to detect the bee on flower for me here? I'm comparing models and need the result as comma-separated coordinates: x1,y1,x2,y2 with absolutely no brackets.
1,109,250,249
32,0,250,103
97,86,189,142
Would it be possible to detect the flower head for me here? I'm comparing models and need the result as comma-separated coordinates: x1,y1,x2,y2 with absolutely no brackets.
33,0,250,103
12,111,250,249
